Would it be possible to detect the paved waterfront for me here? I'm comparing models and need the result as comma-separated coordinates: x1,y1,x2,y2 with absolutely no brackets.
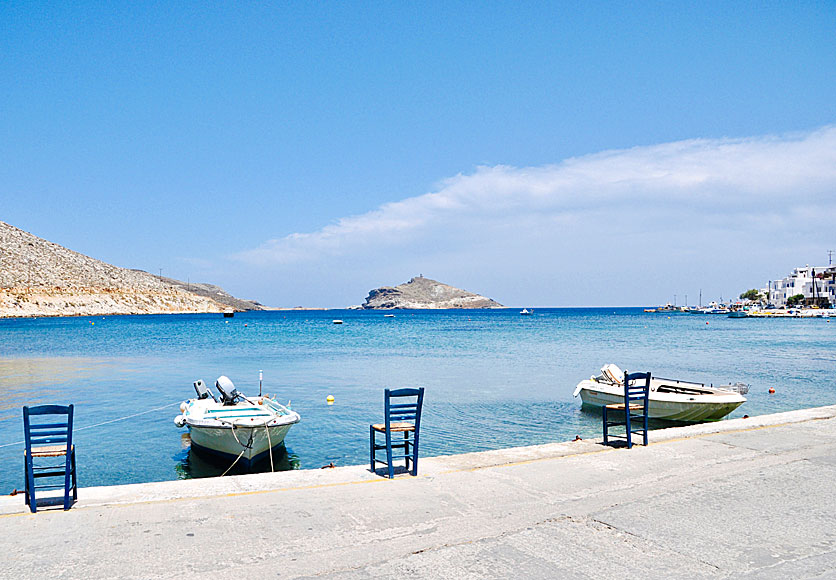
2,406,836,579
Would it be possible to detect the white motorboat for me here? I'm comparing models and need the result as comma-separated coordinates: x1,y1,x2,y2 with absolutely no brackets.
174,376,300,467
520,308,532,315
573,364,746,422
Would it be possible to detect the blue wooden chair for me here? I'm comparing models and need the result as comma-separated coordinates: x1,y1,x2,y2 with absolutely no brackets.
603,371,651,448
23,404,77,512
370,387,425,478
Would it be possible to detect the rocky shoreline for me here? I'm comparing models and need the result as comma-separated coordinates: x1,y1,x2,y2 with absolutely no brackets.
0,286,227,318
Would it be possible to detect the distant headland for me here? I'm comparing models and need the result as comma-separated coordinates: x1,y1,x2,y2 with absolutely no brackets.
0,220,263,318
361,276,503,309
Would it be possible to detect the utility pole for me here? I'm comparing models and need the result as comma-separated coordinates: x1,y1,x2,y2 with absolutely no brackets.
829,250,834,266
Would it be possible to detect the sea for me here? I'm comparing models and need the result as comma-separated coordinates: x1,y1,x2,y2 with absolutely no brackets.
1,308,834,492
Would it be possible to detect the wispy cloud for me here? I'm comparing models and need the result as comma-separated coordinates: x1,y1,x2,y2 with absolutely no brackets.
236,126,836,268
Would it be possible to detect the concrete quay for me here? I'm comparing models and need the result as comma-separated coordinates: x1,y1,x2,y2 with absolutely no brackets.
2,405,836,579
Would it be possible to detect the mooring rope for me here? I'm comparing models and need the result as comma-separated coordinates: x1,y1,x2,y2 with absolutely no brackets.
220,447,249,477
0,401,180,449
266,422,274,473
215,415,278,476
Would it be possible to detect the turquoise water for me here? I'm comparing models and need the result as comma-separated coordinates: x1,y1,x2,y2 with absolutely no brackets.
1,308,834,491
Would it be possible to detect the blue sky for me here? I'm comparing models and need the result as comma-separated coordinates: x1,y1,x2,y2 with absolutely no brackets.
3,2,836,306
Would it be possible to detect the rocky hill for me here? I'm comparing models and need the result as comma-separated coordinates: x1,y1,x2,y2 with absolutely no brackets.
0,220,262,318
362,276,503,309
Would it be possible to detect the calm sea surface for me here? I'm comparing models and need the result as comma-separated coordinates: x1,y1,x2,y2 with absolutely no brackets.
1,308,834,491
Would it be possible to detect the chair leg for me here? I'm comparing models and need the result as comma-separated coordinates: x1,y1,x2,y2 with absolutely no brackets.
625,410,632,449
411,434,419,476
23,454,29,507
385,431,394,479
25,456,36,513
404,432,410,472
369,426,375,472
602,406,608,445
71,449,77,500
63,454,72,510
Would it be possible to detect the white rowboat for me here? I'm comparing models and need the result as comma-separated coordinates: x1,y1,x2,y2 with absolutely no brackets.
573,364,746,422
174,376,300,466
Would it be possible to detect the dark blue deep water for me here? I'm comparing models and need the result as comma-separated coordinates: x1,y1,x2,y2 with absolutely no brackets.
1,308,834,491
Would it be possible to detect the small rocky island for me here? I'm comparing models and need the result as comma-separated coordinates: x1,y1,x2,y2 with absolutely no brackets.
362,276,503,309
0,220,263,318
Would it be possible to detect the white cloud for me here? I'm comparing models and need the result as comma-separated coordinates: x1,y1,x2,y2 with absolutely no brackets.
236,126,836,268
229,126,836,306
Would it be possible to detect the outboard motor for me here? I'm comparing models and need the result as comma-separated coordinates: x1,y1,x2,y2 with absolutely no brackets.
215,375,241,405
193,379,217,401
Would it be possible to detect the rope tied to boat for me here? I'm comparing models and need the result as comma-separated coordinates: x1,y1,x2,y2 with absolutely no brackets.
0,401,181,449
214,415,278,476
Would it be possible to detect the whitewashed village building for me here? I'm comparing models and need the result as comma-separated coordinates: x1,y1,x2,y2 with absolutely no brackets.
764,265,836,308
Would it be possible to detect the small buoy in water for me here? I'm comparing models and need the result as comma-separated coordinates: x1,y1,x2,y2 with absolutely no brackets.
706,321,709,325
769,388,776,394
326,395,335,405
225,320,229,324
90,321,94,325
244,323,248,327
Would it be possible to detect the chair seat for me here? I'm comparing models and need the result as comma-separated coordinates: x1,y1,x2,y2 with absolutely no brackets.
371,422,415,433
604,403,645,411
25,444,73,458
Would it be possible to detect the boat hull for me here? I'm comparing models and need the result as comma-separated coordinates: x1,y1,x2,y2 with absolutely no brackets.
575,379,745,422
188,422,294,466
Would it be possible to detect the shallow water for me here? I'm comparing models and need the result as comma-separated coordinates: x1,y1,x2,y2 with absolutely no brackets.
1,308,834,491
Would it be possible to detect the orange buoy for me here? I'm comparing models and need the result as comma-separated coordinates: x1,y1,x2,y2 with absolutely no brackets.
769,388,776,394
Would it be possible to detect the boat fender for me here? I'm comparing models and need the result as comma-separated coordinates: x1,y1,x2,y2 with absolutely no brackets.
174,415,186,428
180,402,188,412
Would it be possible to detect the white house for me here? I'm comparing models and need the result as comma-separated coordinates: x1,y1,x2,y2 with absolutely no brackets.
766,265,836,308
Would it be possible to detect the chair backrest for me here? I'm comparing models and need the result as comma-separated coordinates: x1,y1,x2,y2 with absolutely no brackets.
23,404,74,453
384,387,425,431
623,372,651,404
